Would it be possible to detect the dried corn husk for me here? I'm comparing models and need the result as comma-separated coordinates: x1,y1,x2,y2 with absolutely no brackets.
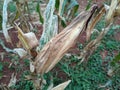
34,5,98,74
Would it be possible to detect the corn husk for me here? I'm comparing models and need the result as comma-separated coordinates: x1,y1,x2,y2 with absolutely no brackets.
34,5,98,74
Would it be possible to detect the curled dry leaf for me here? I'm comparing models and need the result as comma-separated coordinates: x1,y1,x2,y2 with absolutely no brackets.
13,48,27,58
16,24,38,51
34,5,98,74
51,80,71,90
23,32,39,49
30,61,35,73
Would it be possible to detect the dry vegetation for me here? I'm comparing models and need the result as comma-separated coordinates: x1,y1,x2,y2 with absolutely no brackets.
0,0,120,90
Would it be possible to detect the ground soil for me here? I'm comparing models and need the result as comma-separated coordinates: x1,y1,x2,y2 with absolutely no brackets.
0,0,120,85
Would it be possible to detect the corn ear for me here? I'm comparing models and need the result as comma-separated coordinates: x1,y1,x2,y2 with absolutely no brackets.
34,5,98,74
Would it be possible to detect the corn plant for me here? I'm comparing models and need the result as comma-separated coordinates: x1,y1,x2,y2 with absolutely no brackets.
0,0,120,90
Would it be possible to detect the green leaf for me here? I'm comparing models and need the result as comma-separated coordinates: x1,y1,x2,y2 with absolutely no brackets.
8,2,16,12
111,53,120,66
67,0,79,15
55,0,60,10
36,2,44,24
39,0,58,49
86,0,92,10
0,72,3,79
59,0,68,16
0,62,3,71
0,15,2,30
61,18,67,27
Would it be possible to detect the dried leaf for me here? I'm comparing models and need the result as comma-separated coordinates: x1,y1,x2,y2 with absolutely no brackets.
51,80,71,90
8,73,17,87
2,0,12,43
34,5,98,74
23,32,39,49
79,24,112,64
0,84,10,90
16,25,38,51
104,4,110,11
115,3,120,16
105,0,118,25
0,52,5,61
30,61,35,73
86,6,106,41
13,48,27,58
107,69,114,77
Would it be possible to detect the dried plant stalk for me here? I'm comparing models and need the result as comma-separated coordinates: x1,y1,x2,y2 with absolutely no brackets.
105,0,118,25
86,6,106,41
79,23,112,64
34,5,98,74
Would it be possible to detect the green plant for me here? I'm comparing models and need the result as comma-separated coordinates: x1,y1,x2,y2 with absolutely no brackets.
0,62,3,79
